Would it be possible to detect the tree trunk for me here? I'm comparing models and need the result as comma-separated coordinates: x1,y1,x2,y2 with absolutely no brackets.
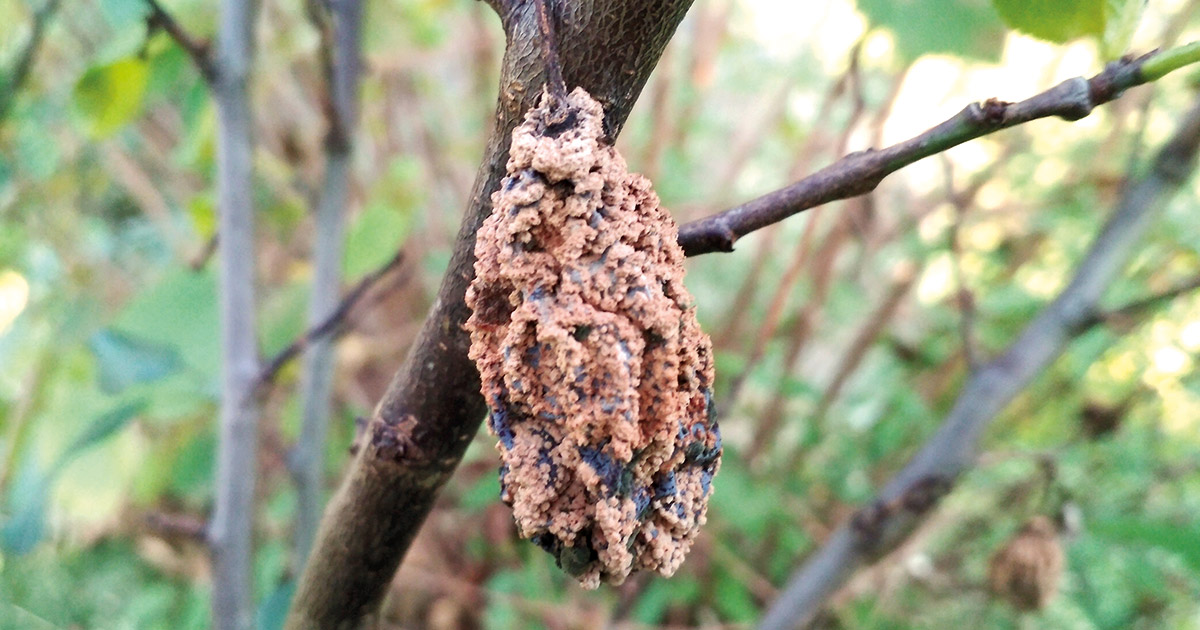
285,2,694,627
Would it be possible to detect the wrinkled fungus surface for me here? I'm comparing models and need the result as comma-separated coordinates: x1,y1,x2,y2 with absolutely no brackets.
465,87,720,588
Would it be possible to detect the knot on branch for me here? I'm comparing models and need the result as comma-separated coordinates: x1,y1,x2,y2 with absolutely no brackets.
465,88,720,588
851,475,952,553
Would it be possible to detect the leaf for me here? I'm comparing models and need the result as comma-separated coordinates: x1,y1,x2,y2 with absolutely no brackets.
631,576,700,623
188,194,216,240
88,329,183,394
259,280,309,358
98,0,150,29
1,455,51,555
859,0,1006,63
712,565,758,622
256,581,296,630
342,202,412,280
54,400,146,472
1089,517,1200,572
73,57,150,138
991,0,1106,43
1,402,143,554
1102,0,1145,59
113,267,220,385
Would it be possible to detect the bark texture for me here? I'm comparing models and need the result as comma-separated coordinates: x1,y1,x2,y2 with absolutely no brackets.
285,2,694,627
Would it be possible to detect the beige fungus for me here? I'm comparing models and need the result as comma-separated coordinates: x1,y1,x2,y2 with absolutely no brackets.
465,87,720,588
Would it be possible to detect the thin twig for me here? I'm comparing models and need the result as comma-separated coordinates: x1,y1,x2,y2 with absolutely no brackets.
146,0,218,83
679,45,1200,257
757,94,1200,630
1085,273,1200,330
0,0,62,122
941,156,982,370
256,249,406,390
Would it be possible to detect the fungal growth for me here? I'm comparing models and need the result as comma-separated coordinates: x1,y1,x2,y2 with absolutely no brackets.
465,87,720,588
987,516,1064,611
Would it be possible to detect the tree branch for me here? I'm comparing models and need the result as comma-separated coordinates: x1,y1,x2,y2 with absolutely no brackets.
678,45,1200,257
256,250,404,391
209,0,262,627
1084,273,1200,331
285,3,695,627
0,0,62,122
757,94,1200,630
146,0,218,84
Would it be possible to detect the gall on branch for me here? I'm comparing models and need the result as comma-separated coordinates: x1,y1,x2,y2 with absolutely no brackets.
466,88,721,588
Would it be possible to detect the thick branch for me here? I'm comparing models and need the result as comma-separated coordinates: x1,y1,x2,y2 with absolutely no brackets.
285,2,694,628
757,95,1200,630
679,45,1200,256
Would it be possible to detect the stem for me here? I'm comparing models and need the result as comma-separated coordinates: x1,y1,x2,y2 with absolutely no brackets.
209,0,261,627
291,0,364,572
678,42,1200,257
0,0,62,122
1141,41,1200,82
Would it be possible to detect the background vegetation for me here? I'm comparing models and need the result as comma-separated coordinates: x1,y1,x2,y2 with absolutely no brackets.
2,0,1200,627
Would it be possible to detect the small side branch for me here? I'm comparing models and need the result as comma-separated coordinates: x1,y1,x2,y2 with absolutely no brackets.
1083,274,1200,331
679,45,1200,257
146,0,218,84
255,249,406,391
757,94,1200,630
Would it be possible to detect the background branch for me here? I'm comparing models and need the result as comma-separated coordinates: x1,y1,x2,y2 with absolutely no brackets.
146,0,217,83
0,0,62,122
209,0,263,627
678,44,1200,257
289,0,365,556
255,249,405,391
757,94,1200,630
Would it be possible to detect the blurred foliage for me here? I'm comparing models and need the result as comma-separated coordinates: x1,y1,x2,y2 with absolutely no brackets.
2,0,1200,628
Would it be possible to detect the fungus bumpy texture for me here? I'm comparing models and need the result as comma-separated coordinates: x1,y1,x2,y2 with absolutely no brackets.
465,88,720,588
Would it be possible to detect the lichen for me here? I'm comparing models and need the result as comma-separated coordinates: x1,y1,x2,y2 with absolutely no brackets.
465,87,719,588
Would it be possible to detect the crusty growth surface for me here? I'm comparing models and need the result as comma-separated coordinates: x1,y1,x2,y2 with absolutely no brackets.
465,88,720,588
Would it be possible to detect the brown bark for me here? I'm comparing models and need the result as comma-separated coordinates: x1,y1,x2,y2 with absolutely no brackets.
285,2,694,627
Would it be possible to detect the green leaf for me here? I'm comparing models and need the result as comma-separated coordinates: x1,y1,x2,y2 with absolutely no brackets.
54,401,146,472
1,455,51,555
460,473,501,512
73,57,150,138
858,0,1006,63
88,329,183,394
1090,517,1200,572
256,581,296,630
1102,0,1145,58
259,281,309,358
631,576,701,623
343,201,412,280
991,0,1106,43
98,0,150,29
0,401,141,554
712,565,758,622
112,267,220,386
